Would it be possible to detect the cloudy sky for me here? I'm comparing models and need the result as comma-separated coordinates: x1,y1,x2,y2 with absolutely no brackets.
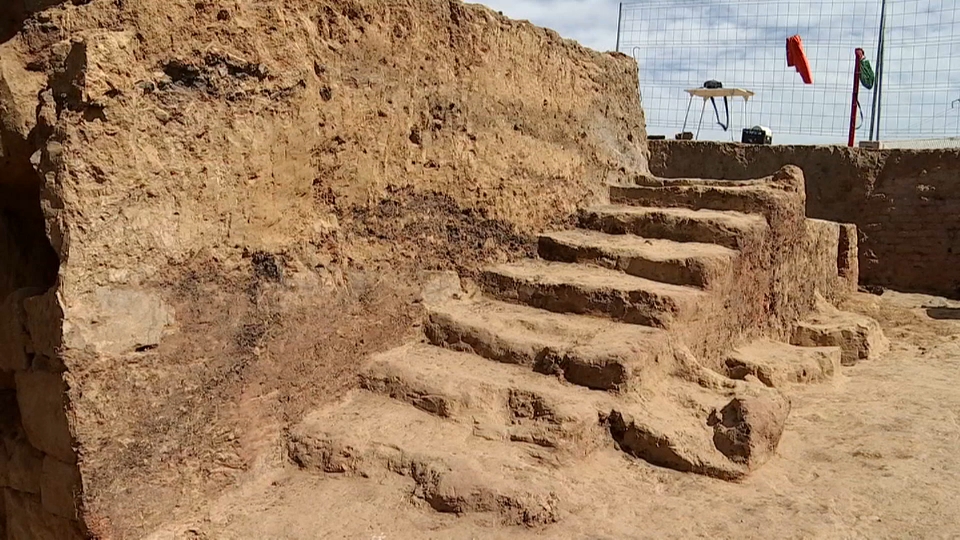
473,0,621,51
473,0,960,146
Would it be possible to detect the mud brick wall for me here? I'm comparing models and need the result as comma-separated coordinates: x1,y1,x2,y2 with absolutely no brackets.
1,292,83,540
1,184,80,538
650,141,960,298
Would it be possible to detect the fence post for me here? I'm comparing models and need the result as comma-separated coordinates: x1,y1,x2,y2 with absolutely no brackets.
615,3,623,52
869,0,888,141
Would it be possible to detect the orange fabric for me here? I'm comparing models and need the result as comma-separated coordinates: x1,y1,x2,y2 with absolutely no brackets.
786,35,813,84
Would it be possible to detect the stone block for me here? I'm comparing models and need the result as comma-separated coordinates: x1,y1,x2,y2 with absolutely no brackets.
14,371,75,463
22,291,64,361
41,455,80,519
419,271,465,307
0,438,7,489
4,489,83,540
4,438,42,494
838,223,859,290
82,31,145,105
0,54,46,139
804,219,841,265
0,291,31,373
0,371,13,390
63,287,174,356
710,393,791,470
791,302,890,366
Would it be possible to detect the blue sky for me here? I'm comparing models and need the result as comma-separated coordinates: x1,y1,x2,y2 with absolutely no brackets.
473,0,960,146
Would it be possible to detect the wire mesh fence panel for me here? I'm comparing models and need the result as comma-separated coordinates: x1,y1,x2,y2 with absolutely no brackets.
618,0,883,140
880,0,960,140
619,0,881,141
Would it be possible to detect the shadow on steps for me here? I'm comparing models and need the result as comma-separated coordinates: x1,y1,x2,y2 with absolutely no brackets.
926,307,960,320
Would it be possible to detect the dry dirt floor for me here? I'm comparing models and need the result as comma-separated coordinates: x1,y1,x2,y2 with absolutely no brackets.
145,290,960,540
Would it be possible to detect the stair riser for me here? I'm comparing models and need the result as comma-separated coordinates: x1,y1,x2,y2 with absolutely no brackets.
287,429,563,525
538,236,721,288
579,211,746,250
359,359,607,456
425,313,637,392
609,185,776,215
555,359,631,392
479,272,682,328
424,312,542,367
724,343,842,388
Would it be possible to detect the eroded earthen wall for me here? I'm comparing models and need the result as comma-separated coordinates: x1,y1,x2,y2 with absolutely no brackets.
650,140,960,297
1,0,651,537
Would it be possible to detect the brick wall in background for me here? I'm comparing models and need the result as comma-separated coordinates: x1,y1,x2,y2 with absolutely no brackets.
649,141,960,298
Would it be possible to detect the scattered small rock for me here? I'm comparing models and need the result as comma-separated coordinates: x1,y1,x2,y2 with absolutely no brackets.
710,393,790,469
409,127,423,145
250,251,283,282
860,285,885,296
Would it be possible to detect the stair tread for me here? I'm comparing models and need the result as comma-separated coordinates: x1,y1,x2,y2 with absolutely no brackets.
425,299,670,391
430,297,666,349
486,259,707,300
609,182,771,195
579,205,767,250
724,339,842,388
428,298,667,359
289,392,566,524
481,260,706,328
629,174,769,188
362,343,609,421
607,181,793,214
540,229,738,261
584,205,766,231
735,339,841,355
294,392,493,456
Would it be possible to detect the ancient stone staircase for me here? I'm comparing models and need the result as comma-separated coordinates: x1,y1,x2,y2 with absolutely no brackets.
287,166,874,525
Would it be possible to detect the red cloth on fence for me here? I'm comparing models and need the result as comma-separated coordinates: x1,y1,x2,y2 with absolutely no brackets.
786,35,814,84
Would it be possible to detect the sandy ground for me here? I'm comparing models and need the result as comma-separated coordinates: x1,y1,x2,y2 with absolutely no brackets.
147,291,960,540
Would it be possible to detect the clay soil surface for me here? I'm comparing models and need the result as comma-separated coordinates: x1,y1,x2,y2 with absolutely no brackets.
146,290,960,540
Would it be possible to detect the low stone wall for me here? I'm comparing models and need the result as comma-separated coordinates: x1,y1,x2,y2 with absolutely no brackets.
0,180,78,538
650,140,960,298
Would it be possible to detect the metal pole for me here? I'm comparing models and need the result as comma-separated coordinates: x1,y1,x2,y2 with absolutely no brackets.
681,94,695,133
696,98,708,140
869,0,888,141
615,3,623,52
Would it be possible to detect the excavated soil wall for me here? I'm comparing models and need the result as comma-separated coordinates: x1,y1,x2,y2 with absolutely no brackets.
650,141,960,298
0,0,649,537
